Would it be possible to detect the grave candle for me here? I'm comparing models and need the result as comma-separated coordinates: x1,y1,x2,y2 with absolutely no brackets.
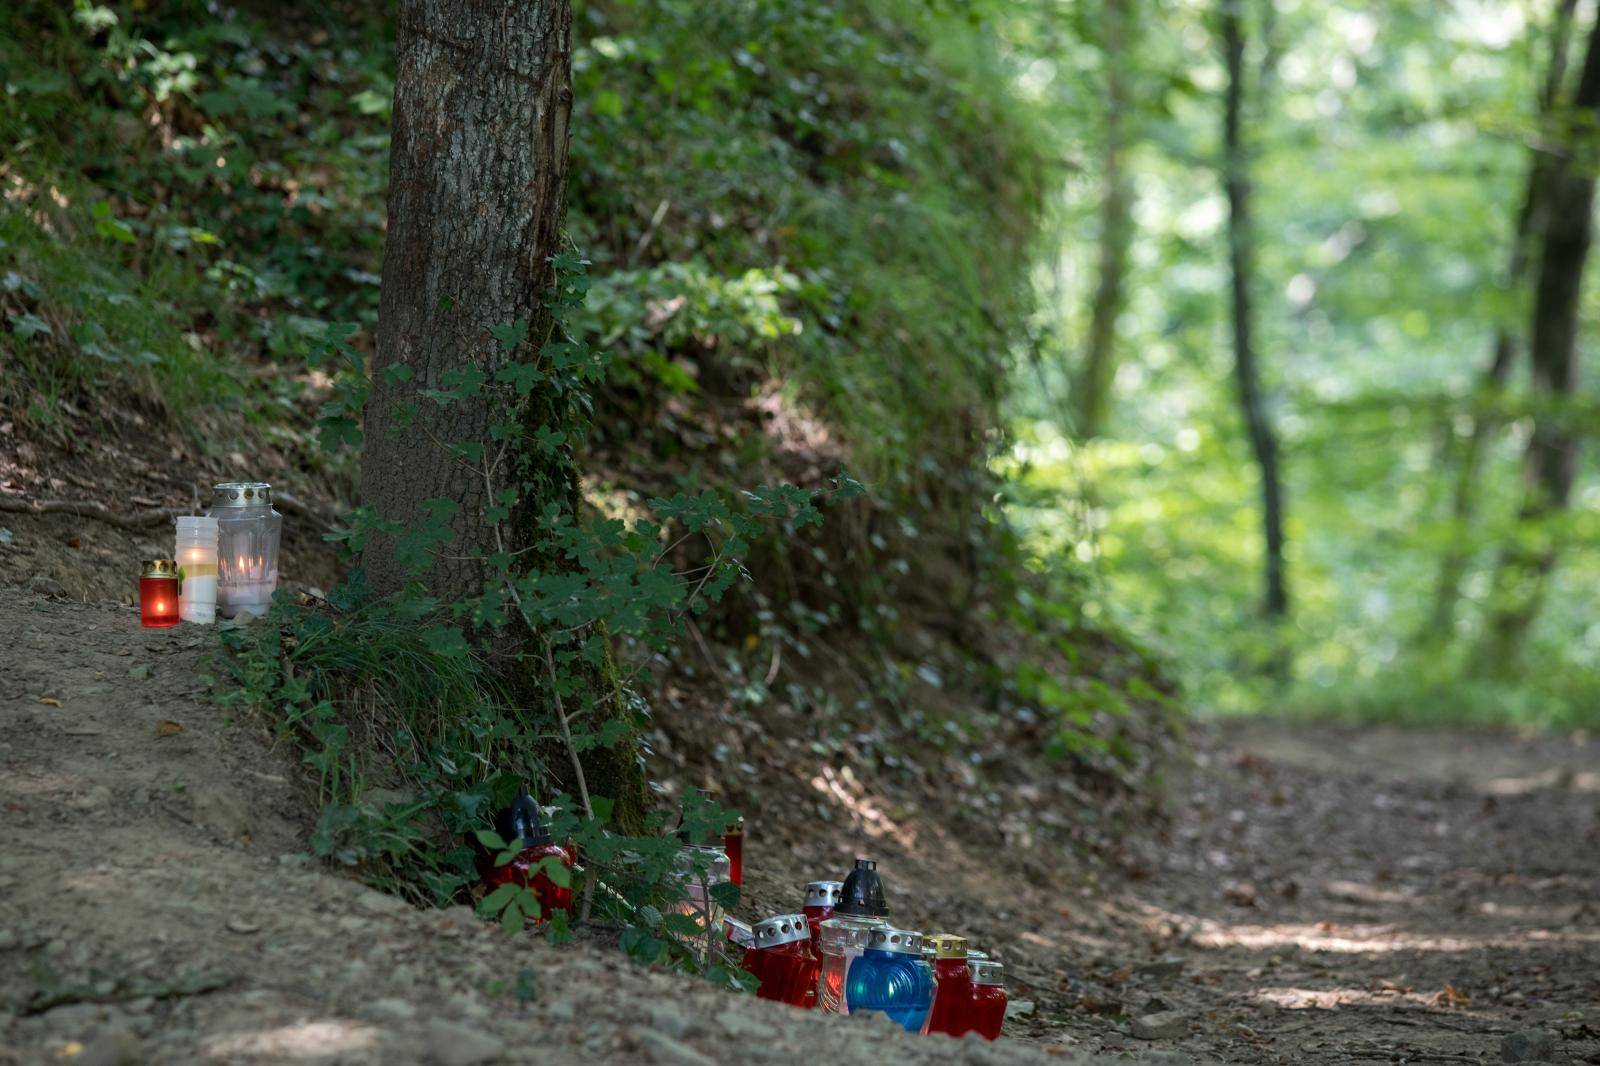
207,482,282,618
139,559,179,628
175,516,219,624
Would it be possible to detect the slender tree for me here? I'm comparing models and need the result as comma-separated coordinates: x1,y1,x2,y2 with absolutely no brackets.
1479,7,1600,666
360,0,649,825
1220,0,1288,617
1426,0,1580,638
1077,0,1135,439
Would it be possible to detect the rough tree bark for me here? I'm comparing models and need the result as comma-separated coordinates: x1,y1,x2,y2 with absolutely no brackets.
1426,0,1579,639
1220,0,1288,618
361,0,649,826
1479,8,1600,666
1077,0,1135,440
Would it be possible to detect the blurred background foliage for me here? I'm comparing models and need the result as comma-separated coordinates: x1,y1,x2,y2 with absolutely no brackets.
2,0,1597,735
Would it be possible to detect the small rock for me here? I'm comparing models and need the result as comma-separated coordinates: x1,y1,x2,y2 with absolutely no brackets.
422,1018,504,1066
714,1007,767,1043
127,665,151,681
1004,998,1036,1019
1143,995,1174,1013
278,852,310,867
647,1001,697,1040
356,889,406,915
368,998,414,1023
1131,1010,1189,1040
225,917,261,935
0,929,18,951
335,915,368,934
1500,1029,1558,1063
1136,956,1188,980
632,1028,717,1066
542,998,576,1022
76,1030,143,1066
71,785,113,812
28,575,66,599
188,785,250,843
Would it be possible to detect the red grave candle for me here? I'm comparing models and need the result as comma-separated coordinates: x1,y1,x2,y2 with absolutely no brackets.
478,791,574,923
924,933,975,1037
139,559,180,628
723,817,744,887
740,914,819,1009
968,958,1008,1040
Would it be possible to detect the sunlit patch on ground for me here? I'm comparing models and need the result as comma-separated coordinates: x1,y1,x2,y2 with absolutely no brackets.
201,1020,380,1060
1247,985,1443,1010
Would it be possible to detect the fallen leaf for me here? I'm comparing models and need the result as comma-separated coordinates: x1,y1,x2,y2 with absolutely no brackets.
1103,965,1133,985
1434,983,1471,1007
156,720,185,736
226,917,261,935
38,696,62,708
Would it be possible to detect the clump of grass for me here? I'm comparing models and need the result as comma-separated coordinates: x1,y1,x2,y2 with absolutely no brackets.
222,592,542,904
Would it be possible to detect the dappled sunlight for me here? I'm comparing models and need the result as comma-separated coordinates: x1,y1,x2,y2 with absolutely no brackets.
808,765,914,845
1189,917,1600,954
1485,769,1600,795
1248,985,1446,1011
1319,879,1423,906
201,1020,380,1060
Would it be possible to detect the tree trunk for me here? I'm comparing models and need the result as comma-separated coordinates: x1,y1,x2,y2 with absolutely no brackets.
1077,0,1135,440
361,0,649,826
1220,0,1288,618
1426,0,1579,639
1479,7,1600,667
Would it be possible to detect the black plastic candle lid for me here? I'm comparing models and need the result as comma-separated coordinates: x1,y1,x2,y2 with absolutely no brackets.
494,790,551,847
833,857,889,917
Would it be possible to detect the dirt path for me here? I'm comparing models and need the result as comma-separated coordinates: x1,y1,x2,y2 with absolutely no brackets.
1028,718,1600,1063
3,591,1598,1065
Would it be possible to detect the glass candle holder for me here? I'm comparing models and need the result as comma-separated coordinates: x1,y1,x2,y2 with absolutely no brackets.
175,516,220,625
139,559,179,628
206,482,282,618
670,843,732,960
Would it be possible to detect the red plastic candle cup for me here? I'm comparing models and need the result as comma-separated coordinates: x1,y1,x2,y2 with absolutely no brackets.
968,958,1007,1040
802,879,842,955
924,934,975,1037
740,914,820,1009
139,559,180,628
723,818,744,887
481,842,575,922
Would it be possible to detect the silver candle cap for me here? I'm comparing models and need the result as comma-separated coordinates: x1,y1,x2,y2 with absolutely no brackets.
751,914,810,949
211,482,273,508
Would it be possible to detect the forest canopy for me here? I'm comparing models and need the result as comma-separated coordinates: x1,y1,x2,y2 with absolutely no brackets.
2,0,1598,736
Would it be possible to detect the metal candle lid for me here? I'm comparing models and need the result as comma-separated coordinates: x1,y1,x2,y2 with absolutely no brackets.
866,926,923,955
970,959,1004,986
210,482,273,508
928,933,968,959
804,880,842,908
140,559,178,579
752,914,809,949
965,949,990,972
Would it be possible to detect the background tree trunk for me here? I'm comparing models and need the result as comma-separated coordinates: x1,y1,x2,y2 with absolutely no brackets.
1077,0,1135,440
1478,7,1600,667
1426,0,1578,639
1221,0,1288,618
361,0,649,826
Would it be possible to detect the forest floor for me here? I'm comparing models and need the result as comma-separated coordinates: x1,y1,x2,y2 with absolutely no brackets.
3,588,1599,1065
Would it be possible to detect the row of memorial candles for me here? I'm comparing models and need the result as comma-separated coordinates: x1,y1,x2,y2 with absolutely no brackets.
140,482,283,628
